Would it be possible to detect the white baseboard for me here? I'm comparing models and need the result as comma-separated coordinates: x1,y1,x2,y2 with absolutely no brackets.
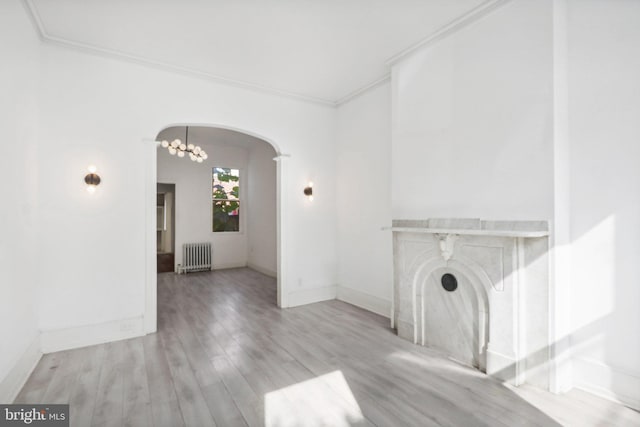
486,348,517,385
40,316,145,354
0,335,42,403
247,262,277,278
336,286,390,318
573,357,640,411
287,285,337,308
213,261,247,270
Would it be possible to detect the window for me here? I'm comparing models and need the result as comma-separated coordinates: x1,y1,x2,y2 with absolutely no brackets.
212,167,240,232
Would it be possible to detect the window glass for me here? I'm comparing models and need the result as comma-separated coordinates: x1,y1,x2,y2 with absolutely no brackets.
212,167,240,232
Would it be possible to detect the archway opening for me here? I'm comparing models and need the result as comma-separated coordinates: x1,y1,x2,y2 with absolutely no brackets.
144,124,285,334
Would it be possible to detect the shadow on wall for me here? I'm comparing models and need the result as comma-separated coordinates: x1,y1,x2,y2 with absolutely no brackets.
484,213,632,410
393,213,636,410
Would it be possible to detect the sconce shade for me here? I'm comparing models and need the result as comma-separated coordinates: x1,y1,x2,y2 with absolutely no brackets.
303,186,313,196
84,173,101,186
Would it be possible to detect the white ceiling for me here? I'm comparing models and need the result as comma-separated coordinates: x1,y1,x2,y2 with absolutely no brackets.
29,0,492,104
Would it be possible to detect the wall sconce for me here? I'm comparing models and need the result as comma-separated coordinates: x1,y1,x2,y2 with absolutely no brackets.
84,165,101,193
303,182,313,201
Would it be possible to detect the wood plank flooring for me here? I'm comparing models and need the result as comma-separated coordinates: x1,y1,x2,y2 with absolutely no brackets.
15,268,640,426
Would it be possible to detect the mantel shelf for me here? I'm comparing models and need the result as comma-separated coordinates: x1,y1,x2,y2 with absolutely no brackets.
383,226,549,238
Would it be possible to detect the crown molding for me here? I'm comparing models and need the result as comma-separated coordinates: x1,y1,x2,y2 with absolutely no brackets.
22,0,512,109
336,0,511,107
335,74,391,107
385,0,512,66
21,0,337,107
21,0,46,41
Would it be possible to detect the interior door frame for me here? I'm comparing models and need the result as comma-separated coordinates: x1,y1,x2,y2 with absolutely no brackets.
142,124,289,334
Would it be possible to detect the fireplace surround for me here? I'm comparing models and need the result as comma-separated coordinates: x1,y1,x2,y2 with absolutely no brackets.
390,218,551,389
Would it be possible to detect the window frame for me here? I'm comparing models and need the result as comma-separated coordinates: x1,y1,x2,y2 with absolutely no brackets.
211,166,244,234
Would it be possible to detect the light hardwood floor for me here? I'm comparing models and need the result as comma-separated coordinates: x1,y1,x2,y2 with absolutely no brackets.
15,268,640,426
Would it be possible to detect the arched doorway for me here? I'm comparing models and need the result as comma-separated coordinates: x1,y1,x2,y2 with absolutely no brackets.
143,124,289,334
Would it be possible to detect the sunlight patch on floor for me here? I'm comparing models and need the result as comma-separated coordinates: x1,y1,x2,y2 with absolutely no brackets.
264,370,365,427
388,349,485,379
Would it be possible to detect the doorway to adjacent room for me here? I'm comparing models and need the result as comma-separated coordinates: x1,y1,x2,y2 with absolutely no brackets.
156,183,176,273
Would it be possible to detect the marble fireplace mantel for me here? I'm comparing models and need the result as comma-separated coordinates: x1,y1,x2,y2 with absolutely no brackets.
389,218,552,390
385,225,549,238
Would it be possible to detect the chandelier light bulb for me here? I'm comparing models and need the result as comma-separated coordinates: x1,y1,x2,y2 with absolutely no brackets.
160,127,207,164
87,165,97,174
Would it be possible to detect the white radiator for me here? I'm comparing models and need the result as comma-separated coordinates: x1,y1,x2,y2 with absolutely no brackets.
179,242,212,273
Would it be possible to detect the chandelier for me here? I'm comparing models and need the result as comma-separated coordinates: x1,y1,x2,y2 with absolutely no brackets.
159,126,208,163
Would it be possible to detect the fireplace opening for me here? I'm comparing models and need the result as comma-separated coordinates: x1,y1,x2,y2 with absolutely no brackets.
441,273,458,292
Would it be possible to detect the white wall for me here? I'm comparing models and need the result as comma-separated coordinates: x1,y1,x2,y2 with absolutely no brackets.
567,0,640,408
35,41,337,334
0,0,42,400
391,0,554,221
157,131,250,270
388,0,640,407
6,0,638,410
335,82,393,317
247,142,277,277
